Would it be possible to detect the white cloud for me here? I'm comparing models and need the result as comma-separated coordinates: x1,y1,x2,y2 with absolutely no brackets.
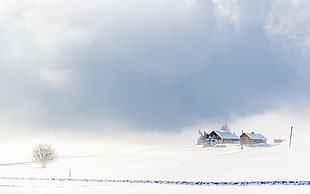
211,0,269,33
265,0,310,49
212,0,241,31
183,0,197,7
39,68,74,90
0,0,91,89
0,0,310,132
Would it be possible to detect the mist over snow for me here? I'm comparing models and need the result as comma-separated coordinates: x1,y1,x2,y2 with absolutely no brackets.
1,0,310,135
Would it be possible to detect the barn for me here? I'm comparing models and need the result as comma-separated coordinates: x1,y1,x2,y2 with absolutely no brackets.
240,132,267,145
209,130,240,144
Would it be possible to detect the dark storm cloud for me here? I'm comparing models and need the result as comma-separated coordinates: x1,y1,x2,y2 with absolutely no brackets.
69,29,294,130
0,0,309,131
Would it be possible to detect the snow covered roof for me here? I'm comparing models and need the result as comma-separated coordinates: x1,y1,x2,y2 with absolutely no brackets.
244,132,267,140
212,130,240,140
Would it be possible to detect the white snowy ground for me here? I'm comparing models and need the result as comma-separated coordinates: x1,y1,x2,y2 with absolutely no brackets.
1,132,310,194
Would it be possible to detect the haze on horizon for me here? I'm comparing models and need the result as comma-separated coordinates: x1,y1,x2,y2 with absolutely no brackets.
1,0,310,136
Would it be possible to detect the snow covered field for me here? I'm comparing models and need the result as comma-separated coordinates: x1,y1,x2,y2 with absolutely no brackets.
1,132,310,194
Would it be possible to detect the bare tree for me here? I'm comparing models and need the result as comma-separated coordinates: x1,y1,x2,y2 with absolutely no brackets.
221,124,230,131
32,144,56,168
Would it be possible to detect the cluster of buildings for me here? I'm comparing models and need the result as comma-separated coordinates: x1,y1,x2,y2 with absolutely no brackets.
197,126,267,147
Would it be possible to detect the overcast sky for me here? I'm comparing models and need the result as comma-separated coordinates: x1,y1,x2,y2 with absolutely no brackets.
1,0,310,133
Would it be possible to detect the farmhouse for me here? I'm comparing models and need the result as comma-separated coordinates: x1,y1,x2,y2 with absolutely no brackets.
240,132,267,145
209,130,240,144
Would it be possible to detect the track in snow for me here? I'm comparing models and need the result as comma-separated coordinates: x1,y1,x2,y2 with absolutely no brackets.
1,177,310,186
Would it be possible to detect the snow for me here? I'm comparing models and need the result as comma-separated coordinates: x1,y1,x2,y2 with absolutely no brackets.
1,134,310,194
244,133,267,140
213,130,240,140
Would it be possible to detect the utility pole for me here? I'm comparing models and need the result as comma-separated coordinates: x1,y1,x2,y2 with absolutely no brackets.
69,168,72,179
289,126,293,148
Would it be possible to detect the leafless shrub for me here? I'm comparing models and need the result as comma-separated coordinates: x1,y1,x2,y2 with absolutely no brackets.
32,144,56,168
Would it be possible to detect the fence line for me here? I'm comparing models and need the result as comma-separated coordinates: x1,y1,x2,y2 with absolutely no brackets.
1,177,310,186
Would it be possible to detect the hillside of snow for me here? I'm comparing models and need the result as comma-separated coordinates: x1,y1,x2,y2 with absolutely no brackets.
1,131,310,194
